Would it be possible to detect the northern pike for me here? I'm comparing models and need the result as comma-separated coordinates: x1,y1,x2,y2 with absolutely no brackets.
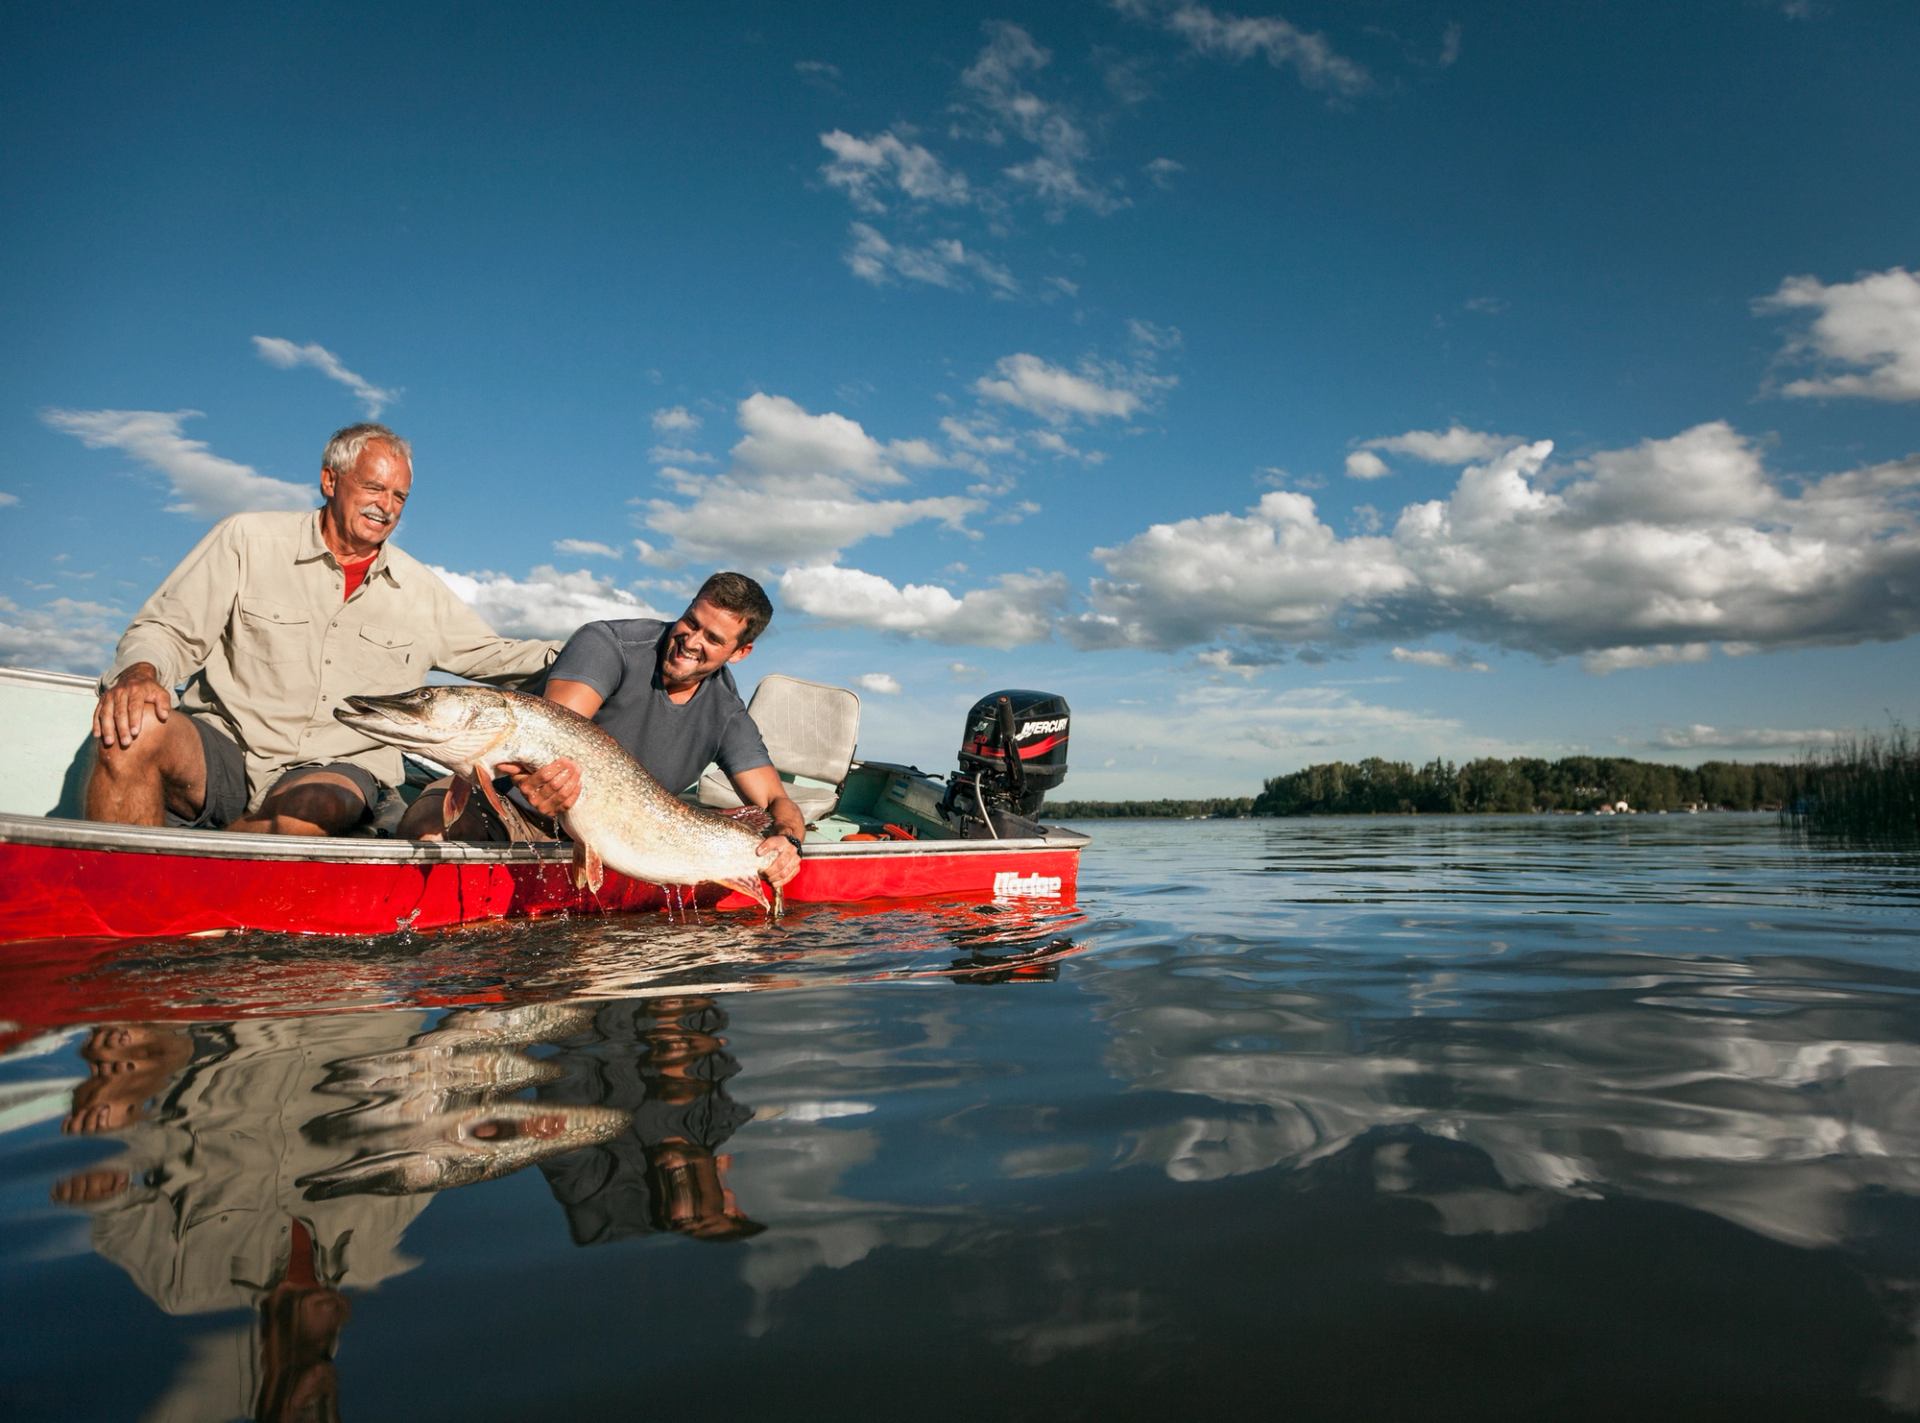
334,686,783,915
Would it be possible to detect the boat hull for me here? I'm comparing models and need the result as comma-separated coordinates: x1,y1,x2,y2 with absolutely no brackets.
0,814,1083,941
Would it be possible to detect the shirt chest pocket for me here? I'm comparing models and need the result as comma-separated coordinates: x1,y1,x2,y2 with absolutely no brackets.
235,600,312,666
342,622,419,689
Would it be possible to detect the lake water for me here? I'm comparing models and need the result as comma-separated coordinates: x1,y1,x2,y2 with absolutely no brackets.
4,814,1920,1421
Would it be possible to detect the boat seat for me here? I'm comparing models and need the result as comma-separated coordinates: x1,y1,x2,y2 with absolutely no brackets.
697,674,860,825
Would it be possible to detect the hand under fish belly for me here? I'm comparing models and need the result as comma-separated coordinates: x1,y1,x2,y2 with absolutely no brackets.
336,685,783,916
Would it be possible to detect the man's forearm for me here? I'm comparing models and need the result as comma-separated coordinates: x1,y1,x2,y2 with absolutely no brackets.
769,795,806,843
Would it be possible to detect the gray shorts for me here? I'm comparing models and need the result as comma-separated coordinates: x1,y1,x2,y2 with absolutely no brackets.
172,716,388,832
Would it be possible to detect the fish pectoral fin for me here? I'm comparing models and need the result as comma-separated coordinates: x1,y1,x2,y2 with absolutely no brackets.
443,776,473,829
472,764,540,844
571,838,604,894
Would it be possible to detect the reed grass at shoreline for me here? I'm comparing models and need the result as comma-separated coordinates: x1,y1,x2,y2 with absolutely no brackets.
1786,727,1920,839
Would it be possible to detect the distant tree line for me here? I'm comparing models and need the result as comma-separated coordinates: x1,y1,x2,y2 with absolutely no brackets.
1047,797,1256,820
1256,756,1796,815
1048,757,1801,819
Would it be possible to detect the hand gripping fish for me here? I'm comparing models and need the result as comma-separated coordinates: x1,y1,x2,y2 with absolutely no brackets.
335,686,783,916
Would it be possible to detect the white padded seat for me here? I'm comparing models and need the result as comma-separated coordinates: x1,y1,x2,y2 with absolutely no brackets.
697,674,860,825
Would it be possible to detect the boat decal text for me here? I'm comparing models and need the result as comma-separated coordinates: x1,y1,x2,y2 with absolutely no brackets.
993,871,1063,898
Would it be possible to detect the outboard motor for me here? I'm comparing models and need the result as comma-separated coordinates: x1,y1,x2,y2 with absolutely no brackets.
943,689,1070,837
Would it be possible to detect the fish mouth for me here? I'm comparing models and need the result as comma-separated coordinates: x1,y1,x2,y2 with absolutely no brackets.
333,695,434,747
335,694,399,727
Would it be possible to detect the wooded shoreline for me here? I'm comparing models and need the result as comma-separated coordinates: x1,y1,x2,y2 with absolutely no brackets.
1055,737,1917,832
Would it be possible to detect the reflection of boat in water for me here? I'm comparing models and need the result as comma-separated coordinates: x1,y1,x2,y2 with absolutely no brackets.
0,896,1089,1058
0,667,1088,940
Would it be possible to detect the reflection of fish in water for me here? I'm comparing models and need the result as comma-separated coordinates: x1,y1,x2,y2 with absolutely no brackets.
309,1049,568,1137
427,1003,598,1048
319,1046,566,1100
298,1103,631,1199
308,1004,598,1141
335,686,782,915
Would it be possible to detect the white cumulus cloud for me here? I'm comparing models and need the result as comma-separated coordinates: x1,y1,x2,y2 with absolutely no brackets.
731,393,926,486
1654,723,1845,751
820,129,972,214
1345,450,1390,480
1358,425,1522,465
553,539,621,559
1757,266,1920,401
41,408,313,520
780,565,1066,648
974,353,1157,423
251,337,398,417
0,595,124,675
1580,643,1714,675
428,565,665,640
1135,2,1371,97
844,224,1018,295
1074,489,1413,650
960,22,1126,218
855,672,902,695
639,394,982,569
1391,647,1490,672
1073,423,1920,670
653,406,701,433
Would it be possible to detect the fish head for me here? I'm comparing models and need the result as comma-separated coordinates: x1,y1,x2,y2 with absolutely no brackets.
333,686,516,769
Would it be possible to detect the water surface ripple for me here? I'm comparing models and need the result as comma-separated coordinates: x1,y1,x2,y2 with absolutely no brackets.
3,814,1918,1421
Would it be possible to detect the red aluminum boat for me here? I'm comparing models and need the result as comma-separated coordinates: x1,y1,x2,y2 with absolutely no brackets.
0,667,1087,942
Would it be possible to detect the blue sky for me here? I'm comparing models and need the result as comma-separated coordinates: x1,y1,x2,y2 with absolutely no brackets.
4,0,1916,799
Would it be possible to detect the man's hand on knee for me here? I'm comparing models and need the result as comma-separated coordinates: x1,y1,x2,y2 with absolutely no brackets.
93,663,172,749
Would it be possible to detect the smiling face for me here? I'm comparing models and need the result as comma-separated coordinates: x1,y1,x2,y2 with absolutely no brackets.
319,439,412,561
660,597,753,693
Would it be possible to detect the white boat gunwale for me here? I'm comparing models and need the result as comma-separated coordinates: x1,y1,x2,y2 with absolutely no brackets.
0,809,1087,864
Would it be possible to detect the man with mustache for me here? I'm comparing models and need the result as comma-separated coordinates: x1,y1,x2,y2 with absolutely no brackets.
86,423,558,835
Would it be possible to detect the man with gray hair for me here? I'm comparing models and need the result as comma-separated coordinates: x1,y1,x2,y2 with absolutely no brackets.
87,422,559,836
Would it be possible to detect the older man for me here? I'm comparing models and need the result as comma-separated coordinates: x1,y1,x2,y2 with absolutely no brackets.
88,423,558,835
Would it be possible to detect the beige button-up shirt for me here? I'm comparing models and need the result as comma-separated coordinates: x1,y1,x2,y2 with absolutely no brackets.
104,509,560,808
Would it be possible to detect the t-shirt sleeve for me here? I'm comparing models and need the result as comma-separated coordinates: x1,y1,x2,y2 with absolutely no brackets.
548,622,629,700
716,703,773,776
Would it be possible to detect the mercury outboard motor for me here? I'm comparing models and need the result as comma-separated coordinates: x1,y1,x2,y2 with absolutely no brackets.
943,689,1070,837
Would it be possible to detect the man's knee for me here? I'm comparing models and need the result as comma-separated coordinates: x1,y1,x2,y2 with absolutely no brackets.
90,716,206,790
92,720,184,777
397,783,450,840
252,775,370,836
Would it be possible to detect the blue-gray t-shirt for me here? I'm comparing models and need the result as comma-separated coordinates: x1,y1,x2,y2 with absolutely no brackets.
547,618,771,793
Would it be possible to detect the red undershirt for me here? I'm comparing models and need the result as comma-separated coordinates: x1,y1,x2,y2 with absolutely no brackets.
341,556,376,601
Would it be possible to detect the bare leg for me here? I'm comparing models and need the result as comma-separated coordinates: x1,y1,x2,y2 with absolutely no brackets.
228,769,371,837
84,715,209,826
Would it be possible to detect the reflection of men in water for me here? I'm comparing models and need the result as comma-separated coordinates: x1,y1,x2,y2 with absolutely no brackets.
50,1015,434,1421
51,1023,194,1205
538,996,764,1243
